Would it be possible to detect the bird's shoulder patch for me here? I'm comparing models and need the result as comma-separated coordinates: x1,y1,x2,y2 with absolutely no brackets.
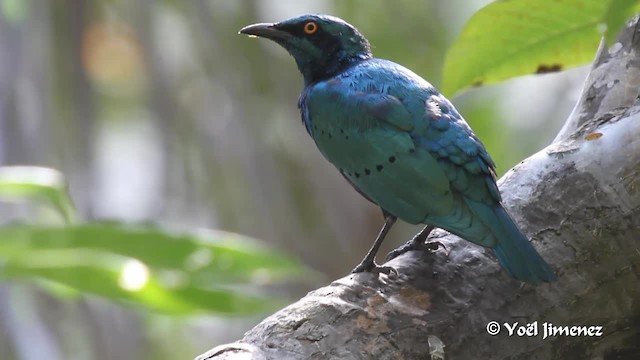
416,94,501,203
426,97,443,119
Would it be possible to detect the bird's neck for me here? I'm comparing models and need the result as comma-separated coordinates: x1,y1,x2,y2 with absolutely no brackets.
297,53,370,86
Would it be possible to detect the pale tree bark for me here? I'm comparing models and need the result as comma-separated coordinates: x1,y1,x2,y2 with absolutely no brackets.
196,19,640,360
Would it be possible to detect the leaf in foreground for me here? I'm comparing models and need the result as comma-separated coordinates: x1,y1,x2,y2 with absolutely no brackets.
0,166,76,223
442,0,616,96
0,223,307,315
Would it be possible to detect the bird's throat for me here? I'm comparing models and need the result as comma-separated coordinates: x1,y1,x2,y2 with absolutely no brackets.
296,54,369,86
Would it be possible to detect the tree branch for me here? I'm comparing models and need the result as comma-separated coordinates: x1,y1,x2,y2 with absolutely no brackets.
196,19,640,360
555,16,640,141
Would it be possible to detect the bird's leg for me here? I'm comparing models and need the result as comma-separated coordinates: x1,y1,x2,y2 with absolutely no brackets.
385,224,445,261
351,215,397,275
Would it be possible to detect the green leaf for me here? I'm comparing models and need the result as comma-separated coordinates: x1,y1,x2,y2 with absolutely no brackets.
0,223,307,315
603,0,640,44
0,166,77,223
442,0,607,96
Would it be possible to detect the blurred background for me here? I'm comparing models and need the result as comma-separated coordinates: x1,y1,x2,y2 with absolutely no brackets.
0,0,590,359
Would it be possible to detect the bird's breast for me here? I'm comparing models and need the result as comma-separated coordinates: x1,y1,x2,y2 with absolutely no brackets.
302,95,454,223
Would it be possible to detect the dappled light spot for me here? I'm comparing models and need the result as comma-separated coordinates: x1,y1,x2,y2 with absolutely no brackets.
536,64,562,74
185,249,213,271
428,335,446,360
82,22,144,94
119,259,149,291
0,166,65,187
158,270,188,288
251,268,273,285
426,98,442,118
584,132,603,141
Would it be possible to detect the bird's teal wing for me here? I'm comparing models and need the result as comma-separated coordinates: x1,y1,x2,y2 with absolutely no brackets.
409,87,555,282
414,92,501,204
410,92,502,247
301,74,454,224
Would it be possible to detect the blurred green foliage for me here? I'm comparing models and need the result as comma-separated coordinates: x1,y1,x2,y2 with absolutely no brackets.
604,0,640,44
0,166,306,315
0,0,27,25
0,222,304,315
0,166,76,223
442,0,638,96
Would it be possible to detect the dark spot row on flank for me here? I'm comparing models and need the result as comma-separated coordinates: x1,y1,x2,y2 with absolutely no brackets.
314,126,349,140
342,156,397,179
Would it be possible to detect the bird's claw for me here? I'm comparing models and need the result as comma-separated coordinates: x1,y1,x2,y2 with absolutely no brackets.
351,262,398,278
424,241,446,252
385,239,446,261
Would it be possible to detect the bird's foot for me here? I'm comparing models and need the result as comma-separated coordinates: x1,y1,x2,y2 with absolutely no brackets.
385,238,446,262
351,260,398,278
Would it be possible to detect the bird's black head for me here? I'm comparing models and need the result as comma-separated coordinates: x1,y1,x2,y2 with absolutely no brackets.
239,14,372,85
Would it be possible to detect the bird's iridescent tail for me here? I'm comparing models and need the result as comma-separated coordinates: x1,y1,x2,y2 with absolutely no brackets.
490,206,556,284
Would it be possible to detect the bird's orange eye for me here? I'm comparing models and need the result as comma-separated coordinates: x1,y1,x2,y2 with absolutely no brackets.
304,22,318,34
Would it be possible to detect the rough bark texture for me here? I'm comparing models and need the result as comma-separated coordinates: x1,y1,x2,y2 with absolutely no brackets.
196,20,640,360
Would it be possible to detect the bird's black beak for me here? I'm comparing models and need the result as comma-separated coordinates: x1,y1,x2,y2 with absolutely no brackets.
239,22,290,41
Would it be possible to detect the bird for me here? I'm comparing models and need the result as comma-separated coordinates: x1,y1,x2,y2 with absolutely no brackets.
239,14,556,284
